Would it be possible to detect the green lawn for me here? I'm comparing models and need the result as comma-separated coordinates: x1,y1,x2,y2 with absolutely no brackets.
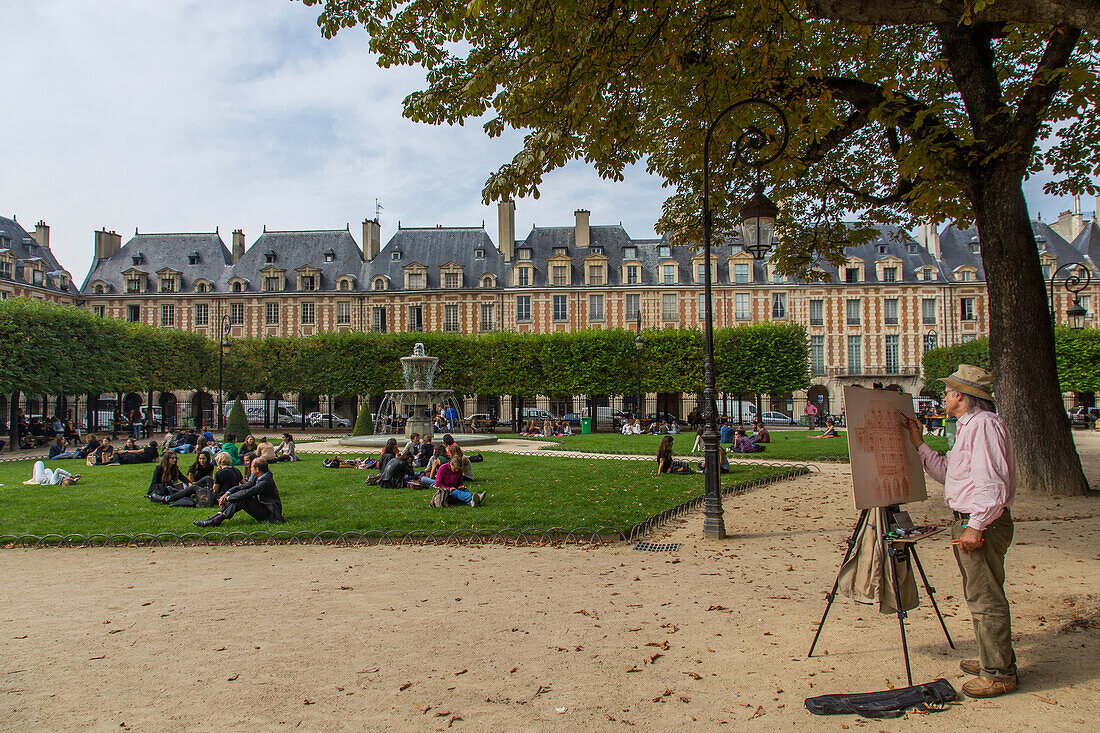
509,430,951,461
0,454,795,538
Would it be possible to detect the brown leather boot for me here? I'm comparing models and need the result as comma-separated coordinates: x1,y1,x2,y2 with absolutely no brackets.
959,659,981,676
962,675,1017,698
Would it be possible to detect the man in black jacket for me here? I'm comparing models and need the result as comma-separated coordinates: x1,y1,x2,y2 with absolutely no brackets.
194,457,284,527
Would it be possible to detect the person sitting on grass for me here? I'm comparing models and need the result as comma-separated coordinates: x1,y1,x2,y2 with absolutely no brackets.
368,449,417,488
719,422,735,446
751,421,771,444
257,437,277,463
220,435,242,465
148,452,190,499
274,433,299,462
448,444,474,482
417,434,435,467
86,438,114,466
75,433,99,460
699,444,731,474
25,460,79,486
430,453,485,507
194,457,284,527
668,420,680,435
655,435,693,474
417,443,450,487
188,450,215,486
691,427,704,453
112,440,159,465
402,433,422,457
239,435,259,464
809,419,839,439
152,451,219,504
733,428,765,453
48,435,75,460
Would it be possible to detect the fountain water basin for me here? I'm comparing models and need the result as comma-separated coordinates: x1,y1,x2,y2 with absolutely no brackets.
338,343,499,449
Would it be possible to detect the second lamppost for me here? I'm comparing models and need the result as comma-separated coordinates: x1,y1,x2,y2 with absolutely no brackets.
1049,262,1091,330
701,99,788,539
635,313,644,420
217,313,232,430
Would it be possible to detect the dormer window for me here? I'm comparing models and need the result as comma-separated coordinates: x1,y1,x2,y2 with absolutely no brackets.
339,279,351,291
624,246,637,260
475,249,485,260
94,284,104,294
907,244,919,254
196,282,209,293
408,272,425,289
845,267,860,283
882,267,898,282
658,245,671,258
264,251,277,264
553,247,568,257
188,252,201,265
969,236,980,254
232,281,243,292
444,272,460,288
160,277,176,292
372,276,388,291
324,250,336,263
264,276,281,292
1035,236,1047,251
131,253,145,266
481,275,495,288
32,270,43,285
392,251,402,261
590,246,604,255
518,249,532,261
877,245,888,254
126,276,143,293
302,275,317,291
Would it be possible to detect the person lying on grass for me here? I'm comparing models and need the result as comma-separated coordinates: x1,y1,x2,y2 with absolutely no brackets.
24,460,79,486
656,435,693,474
431,453,485,507
194,457,284,527
110,440,159,465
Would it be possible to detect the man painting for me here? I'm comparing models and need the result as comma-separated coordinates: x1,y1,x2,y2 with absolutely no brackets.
902,365,1017,698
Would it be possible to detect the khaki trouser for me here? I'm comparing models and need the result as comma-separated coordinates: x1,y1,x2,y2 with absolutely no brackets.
952,510,1017,681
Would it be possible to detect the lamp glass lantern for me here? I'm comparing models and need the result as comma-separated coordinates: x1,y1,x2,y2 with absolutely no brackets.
1067,299,1087,330
738,184,780,260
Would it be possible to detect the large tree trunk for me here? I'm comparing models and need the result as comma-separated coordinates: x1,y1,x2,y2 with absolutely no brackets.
973,176,1088,495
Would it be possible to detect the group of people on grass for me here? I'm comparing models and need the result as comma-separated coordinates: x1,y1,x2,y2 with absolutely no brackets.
358,433,486,507
621,418,680,435
521,419,573,437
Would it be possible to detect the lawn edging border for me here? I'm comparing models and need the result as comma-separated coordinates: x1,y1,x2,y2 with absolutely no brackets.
0,463,810,549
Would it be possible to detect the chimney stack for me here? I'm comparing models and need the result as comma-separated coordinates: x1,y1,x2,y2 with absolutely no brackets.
232,229,245,264
917,220,941,261
362,218,381,260
32,220,50,248
1053,208,1084,242
574,209,590,249
498,200,516,261
94,228,122,260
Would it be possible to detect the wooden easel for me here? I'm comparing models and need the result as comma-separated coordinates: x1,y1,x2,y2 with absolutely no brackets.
806,505,954,686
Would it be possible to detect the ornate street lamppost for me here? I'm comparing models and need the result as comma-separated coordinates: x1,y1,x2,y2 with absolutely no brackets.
1049,262,1091,330
634,312,644,420
217,313,232,430
701,99,788,539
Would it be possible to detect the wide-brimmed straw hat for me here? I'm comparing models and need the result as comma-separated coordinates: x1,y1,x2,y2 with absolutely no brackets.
942,364,994,402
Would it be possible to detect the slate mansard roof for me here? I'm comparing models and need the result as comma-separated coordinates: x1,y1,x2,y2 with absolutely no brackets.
75,214,1093,297
81,232,233,293
0,216,77,295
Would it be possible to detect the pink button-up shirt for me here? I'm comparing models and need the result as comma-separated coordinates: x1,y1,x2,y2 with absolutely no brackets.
917,410,1016,531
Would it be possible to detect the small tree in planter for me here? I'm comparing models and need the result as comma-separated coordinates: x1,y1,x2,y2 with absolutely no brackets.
225,398,250,442
352,400,374,436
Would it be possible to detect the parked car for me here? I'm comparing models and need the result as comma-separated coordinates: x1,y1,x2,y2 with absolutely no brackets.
1069,406,1100,427
307,412,351,428
645,412,689,427
759,410,796,426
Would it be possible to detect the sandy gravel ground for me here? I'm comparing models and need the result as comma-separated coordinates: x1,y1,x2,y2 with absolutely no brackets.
1,437,1097,731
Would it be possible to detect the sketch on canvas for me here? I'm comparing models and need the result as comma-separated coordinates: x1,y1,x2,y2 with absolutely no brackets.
845,386,927,509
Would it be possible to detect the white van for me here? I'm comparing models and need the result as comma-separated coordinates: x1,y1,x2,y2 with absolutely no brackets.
581,406,625,424
224,400,306,426
720,401,758,421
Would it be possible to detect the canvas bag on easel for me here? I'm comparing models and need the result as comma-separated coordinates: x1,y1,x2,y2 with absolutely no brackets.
837,518,919,614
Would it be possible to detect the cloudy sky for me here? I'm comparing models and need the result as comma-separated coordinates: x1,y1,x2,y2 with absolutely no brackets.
1,1,1089,280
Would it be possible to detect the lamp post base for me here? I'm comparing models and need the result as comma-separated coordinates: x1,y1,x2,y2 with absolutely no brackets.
702,515,727,540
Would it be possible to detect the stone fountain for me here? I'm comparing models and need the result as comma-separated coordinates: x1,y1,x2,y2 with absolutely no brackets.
338,343,499,448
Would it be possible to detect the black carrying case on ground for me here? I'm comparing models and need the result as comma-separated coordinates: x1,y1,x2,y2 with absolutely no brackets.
805,678,957,718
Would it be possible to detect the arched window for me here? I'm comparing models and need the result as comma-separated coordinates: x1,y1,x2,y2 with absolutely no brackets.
232,282,243,292
94,284,104,294
373,277,386,291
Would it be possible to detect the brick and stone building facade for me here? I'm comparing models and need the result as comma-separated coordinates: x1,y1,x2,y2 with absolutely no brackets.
0,216,78,304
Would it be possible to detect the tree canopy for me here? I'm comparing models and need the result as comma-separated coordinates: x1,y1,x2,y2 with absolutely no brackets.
298,0,1098,494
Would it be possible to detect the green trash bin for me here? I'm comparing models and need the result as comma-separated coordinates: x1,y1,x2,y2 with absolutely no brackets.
580,417,592,434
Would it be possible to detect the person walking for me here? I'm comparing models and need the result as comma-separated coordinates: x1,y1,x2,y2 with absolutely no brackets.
804,401,818,430
901,364,1017,698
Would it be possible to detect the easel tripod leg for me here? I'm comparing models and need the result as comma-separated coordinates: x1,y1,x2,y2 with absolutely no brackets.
909,545,955,649
881,508,914,687
807,509,869,658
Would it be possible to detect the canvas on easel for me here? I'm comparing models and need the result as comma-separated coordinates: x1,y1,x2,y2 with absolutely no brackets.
844,386,926,510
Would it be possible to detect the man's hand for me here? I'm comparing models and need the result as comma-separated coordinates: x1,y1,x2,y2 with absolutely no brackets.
899,413,924,449
957,526,984,552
